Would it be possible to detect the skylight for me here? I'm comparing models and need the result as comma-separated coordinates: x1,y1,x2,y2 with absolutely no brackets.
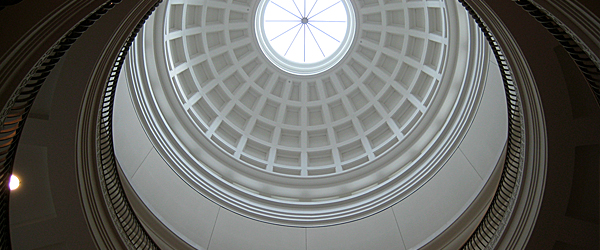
255,0,355,75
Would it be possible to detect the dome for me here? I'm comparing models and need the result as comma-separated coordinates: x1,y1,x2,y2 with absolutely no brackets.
4,0,599,248
124,0,491,227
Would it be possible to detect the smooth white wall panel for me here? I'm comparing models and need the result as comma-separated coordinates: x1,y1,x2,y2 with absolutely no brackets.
306,209,406,250
208,209,306,250
392,151,482,249
132,149,220,249
458,56,507,179
114,74,154,178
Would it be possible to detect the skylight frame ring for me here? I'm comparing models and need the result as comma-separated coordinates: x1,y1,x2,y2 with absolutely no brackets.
254,0,357,76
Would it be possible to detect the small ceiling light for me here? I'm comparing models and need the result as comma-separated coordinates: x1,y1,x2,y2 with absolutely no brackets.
9,175,19,190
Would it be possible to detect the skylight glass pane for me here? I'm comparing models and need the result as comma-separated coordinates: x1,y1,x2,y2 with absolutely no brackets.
263,0,349,63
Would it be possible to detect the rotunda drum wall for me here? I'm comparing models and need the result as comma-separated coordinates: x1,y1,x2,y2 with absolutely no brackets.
129,0,488,226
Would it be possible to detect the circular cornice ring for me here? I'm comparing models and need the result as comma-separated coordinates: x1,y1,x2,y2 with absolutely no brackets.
127,0,488,227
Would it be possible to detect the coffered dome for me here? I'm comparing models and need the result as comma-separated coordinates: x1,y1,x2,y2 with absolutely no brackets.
126,0,488,226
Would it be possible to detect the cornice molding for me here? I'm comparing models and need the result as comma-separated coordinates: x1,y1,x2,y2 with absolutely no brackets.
461,1,548,249
75,0,163,249
420,145,507,249
127,0,491,227
0,0,553,248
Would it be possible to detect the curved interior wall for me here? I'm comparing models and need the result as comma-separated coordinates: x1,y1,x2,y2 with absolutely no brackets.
113,0,508,245
123,0,495,228
114,46,507,249
1,0,597,249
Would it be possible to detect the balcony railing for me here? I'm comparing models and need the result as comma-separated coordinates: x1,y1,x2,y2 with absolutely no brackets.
97,2,161,248
458,1,524,248
0,0,597,249
0,1,123,248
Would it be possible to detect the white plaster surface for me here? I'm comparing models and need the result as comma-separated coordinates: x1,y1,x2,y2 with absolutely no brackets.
459,56,508,179
207,209,306,250
113,73,153,178
306,208,406,250
132,149,220,249
392,151,482,249
113,9,507,249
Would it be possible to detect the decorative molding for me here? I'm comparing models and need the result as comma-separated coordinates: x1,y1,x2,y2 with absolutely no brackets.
420,144,507,249
0,0,566,249
76,1,163,249
459,1,548,249
127,0,490,227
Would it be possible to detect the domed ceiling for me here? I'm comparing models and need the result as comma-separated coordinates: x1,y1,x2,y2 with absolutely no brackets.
127,0,488,226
